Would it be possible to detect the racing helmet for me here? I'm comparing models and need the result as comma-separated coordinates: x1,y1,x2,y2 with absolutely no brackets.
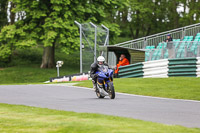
97,56,105,66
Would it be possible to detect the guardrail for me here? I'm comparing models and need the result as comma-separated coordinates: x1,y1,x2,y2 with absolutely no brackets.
114,23,200,49
118,58,199,78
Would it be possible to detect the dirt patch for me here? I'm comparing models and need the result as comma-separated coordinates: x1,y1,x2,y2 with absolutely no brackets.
0,68,4,71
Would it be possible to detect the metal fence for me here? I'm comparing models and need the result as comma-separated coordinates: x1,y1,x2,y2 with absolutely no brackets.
114,23,200,49
75,21,109,73
145,41,200,61
107,51,116,67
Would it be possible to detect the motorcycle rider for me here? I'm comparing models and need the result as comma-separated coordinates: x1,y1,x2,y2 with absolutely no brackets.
90,56,108,91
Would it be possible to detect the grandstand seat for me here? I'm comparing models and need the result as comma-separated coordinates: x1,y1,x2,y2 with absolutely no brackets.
195,36,200,39
176,52,181,58
189,36,193,40
145,52,150,61
150,46,155,49
183,36,189,40
151,49,159,60
145,46,151,49
194,47,198,55
173,39,180,49
175,39,180,41
176,48,185,58
145,34,198,62
156,50,162,59
146,45,155,49
164,50,168,59
190,45,197,51
163,42,167,48
156,43,164,49
145,45,155,61
182,36,194,41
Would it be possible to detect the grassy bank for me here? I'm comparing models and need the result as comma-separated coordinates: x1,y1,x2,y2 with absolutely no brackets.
0,47,79,84
75,77,200,101
0,65,79,84
0,103,199,133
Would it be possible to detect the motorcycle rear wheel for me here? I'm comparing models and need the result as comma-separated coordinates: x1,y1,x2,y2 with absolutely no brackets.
108,82,115,99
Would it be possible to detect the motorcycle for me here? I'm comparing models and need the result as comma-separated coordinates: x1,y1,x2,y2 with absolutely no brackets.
95,65,115,99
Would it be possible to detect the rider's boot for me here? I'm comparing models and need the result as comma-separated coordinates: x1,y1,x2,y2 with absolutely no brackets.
92,80,97,92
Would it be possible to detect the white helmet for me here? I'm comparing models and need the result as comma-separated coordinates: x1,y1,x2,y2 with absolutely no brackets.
97,56,105,62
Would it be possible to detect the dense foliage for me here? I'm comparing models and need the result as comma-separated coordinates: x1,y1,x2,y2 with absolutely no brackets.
0,0,199,67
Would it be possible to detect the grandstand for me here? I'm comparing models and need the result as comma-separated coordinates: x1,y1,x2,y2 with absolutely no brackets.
108,23,200,78
145,34,200,61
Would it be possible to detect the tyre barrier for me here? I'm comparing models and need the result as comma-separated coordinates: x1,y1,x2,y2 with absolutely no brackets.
50,73,89,82
118,62,144,78
168,58,197,77
118,57,200,78
143,59,168,78
196,57,200,77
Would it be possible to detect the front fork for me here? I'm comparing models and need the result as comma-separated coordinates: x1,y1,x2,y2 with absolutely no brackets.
103,78,113,91
97,77,113,90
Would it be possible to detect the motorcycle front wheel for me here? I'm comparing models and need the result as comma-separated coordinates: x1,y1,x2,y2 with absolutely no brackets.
96,88,105,99
108,82,115,99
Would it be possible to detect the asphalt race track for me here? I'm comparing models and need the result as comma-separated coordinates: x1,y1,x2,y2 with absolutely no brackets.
0,84,200,128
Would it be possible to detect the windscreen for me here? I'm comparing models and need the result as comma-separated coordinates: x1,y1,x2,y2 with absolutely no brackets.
98,65,108,73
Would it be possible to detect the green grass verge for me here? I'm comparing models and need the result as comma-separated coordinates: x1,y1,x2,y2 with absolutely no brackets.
0,103,199,133
75,77,200,101
0,65,79,84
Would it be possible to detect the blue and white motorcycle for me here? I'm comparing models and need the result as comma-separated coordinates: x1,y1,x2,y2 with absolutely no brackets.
95,65,115,99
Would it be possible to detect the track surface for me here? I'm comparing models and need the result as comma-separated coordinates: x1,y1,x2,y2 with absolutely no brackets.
0,84,200,128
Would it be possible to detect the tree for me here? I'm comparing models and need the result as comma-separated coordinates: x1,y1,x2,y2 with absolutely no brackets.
179,0,200,26
0,0,8,28
0,0,123,68
0,0,9,62
0,0,18,62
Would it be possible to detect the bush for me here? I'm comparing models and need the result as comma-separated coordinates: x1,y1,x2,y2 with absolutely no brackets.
0,47,42,67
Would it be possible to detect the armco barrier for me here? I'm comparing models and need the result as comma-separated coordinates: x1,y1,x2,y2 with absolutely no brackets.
118,57,200,78
50,73,89,82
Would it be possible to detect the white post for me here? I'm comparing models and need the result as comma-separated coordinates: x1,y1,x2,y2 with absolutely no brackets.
101,24,109,46
90,22,97,63
57,66,59,77
75,21,83,73
182,28,185,39
56,61,64,77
